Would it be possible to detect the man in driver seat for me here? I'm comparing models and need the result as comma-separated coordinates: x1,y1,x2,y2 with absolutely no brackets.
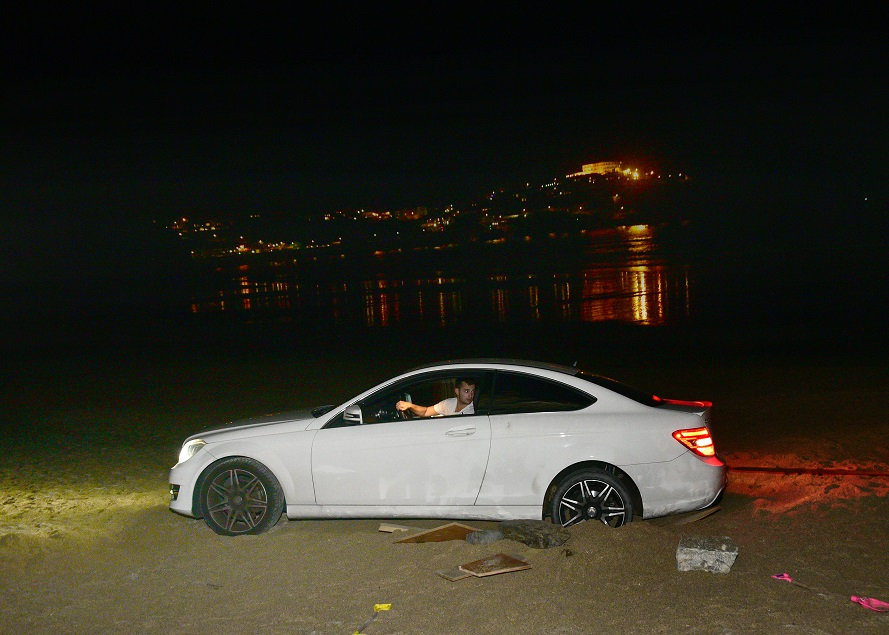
396,377,476,417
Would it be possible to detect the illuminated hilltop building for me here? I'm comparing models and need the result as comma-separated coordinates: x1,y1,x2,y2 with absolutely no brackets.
574,161,622,176
566,161,643,180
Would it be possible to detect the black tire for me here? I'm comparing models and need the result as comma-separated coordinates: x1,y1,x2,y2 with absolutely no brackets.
199,457,285,536
550,469,634,528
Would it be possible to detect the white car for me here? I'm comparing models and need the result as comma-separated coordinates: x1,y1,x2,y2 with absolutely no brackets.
169,359,726,535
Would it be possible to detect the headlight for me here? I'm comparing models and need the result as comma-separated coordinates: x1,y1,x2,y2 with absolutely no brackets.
177,439,206,465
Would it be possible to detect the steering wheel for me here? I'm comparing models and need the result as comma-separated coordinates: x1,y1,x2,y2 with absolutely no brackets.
398,393,415,420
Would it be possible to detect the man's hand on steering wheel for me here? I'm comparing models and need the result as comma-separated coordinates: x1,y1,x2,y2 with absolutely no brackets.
395,400,415,420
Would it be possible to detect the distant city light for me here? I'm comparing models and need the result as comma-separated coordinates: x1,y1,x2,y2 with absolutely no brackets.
163,158,688,259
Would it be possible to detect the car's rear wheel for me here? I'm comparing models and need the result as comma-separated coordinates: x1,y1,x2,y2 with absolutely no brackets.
199,458,284,536
551,469,633,528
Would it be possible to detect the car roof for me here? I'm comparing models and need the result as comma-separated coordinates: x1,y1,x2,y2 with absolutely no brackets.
407,358,580,376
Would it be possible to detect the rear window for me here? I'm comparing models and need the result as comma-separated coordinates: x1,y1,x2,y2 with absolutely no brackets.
482,371,595,414
576,371,660,407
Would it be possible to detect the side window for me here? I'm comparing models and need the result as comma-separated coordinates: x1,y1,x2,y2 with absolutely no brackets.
359,382,423,424
326,371,491,427
489,372,595,414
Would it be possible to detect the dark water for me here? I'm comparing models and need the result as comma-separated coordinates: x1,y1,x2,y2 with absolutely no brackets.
189,226,695,329
4,223,885,362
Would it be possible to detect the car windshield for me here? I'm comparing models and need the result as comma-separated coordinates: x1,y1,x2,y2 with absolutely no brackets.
576,371,660,407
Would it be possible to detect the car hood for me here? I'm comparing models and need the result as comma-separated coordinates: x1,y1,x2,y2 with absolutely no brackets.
194,406,322,440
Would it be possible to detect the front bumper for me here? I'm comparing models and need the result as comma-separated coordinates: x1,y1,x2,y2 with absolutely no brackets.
168,456,208,517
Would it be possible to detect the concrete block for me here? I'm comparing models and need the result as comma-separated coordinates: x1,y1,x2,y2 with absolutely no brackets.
676,535,738,573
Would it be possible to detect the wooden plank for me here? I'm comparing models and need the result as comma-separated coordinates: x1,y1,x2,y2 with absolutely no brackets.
436,567,473,582
378,523,414,533
672,506,721,525
395,522,480,543
649,506,720,526
457,553,532,577
648,506,721,527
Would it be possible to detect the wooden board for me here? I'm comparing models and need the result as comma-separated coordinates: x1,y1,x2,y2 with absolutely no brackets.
436,567,473,581
378,523,414,533
672,506,721,525
395,522,480,543
457,553,532,577
648,506,721,527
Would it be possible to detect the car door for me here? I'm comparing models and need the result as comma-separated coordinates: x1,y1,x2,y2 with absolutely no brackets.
311,372,492,506
476,370,597,506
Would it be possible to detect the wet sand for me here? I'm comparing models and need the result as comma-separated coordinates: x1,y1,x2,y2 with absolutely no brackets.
2,336,888,633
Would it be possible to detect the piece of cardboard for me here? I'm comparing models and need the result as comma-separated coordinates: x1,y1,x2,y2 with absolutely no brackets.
395,522,480,543
457,553,532,577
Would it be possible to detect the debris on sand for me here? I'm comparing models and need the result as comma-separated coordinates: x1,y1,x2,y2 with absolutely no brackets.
676,535,738,573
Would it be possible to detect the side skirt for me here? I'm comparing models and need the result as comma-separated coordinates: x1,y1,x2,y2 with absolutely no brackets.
285,504,542,521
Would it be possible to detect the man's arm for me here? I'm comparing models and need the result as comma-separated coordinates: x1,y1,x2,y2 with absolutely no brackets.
395,401,437,417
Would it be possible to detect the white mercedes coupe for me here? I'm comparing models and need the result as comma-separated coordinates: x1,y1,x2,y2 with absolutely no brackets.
169,359,726,535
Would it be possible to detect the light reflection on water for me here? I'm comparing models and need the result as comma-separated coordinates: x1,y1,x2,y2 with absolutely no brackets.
189,227,694,328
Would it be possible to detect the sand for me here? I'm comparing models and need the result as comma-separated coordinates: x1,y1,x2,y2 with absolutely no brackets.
2,346,888,634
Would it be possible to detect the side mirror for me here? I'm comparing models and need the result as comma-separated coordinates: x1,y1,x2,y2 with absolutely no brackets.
343,404,363,426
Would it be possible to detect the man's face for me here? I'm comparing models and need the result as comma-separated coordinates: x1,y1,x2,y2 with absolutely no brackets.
455,381,476,405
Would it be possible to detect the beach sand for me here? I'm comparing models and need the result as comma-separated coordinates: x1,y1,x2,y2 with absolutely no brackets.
2,342,888,633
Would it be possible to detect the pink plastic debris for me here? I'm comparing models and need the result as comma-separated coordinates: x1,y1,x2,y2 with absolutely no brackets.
850,596,889,612
771,573,794,583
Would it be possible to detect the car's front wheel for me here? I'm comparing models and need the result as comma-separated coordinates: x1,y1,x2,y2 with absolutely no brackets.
199,458,284,535
550,469,633,528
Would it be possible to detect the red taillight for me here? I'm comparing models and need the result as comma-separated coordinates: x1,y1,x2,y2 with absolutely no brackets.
673,427,716,457
654,395,713,408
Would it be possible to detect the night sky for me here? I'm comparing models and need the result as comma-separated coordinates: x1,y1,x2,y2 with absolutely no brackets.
3,7,886,286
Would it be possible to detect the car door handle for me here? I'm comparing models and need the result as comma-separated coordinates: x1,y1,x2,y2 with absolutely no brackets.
445,425,476,436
